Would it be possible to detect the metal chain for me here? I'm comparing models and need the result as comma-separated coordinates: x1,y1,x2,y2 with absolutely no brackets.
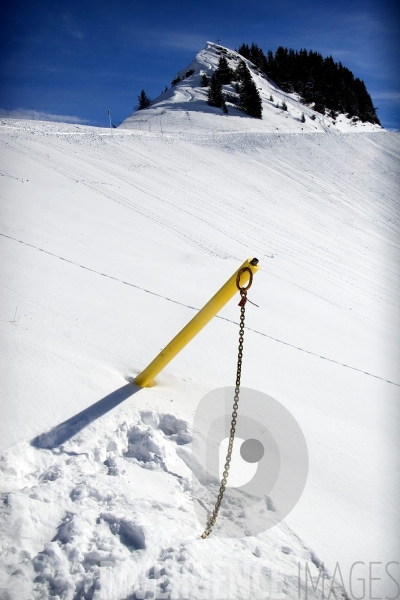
201,267,253,539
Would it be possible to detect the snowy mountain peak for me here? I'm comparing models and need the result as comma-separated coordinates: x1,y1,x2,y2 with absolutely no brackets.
121,41,382,134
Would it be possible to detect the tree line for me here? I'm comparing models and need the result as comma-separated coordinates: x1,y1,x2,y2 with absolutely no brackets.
237,43,380,124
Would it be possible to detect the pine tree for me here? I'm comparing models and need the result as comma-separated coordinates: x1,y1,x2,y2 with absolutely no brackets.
281,101,287,111
237,62,262,119
238,43,251,60
301,112,305,122
353,78,380,124
201,73,209,87
137,90,151,110
249,42,268,73
215,55,234,85
234,60,249,83
207,73,227,112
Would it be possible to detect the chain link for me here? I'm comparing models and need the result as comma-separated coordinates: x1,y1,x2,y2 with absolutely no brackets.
201,268,252,539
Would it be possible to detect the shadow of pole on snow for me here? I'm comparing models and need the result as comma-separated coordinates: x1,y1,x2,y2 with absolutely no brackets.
30,383,140,449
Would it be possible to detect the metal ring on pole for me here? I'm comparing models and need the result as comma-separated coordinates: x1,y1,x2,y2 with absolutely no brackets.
236,267,253,292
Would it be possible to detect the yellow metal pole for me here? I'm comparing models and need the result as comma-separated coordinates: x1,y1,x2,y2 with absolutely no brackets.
135,258,259,387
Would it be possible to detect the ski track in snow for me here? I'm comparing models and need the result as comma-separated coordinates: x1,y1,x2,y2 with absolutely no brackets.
1,129,399,325
1,231,399,388
0,136,233,261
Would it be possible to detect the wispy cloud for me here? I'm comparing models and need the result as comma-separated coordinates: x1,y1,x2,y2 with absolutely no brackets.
343,12,384,34
62,13,84,40
371,92,400,111
138,30,208,53
373,92,400,102
67,28,84,40
0,108,88,124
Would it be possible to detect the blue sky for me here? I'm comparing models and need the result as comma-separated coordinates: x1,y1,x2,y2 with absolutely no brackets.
1,0,399,128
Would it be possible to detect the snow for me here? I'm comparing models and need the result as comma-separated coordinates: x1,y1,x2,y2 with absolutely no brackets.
0,83,399,599
121,42,383,134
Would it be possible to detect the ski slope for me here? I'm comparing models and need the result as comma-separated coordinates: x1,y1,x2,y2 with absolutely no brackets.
0,117,399,599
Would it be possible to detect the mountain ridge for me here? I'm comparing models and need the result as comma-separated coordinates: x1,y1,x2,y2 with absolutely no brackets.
121,41,383,134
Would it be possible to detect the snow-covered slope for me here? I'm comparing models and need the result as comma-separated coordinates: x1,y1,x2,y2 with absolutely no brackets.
121,42,383,134
0,118,399,599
